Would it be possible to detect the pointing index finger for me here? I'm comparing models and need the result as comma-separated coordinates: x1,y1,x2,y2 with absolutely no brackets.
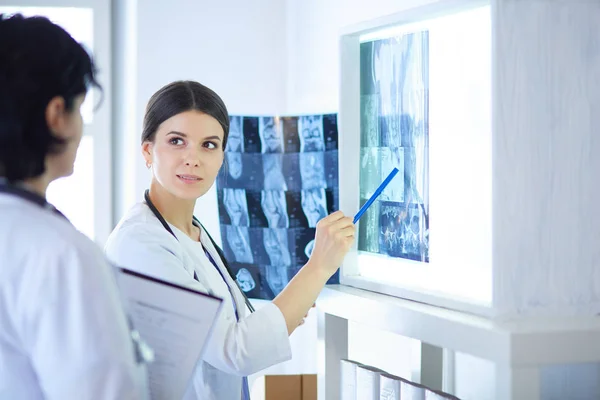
322,210,345,224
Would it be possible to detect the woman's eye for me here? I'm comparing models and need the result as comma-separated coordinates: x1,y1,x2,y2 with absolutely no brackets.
204,141,218,149
169,137,184,145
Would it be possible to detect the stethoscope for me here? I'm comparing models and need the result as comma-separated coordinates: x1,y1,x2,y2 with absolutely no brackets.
0,178,155,364
143,189,256,314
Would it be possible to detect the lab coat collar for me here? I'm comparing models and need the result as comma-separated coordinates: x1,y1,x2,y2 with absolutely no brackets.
0,178,67,220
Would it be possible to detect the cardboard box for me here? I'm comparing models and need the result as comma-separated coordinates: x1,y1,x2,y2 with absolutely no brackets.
265,374,317,400
301,374,317,400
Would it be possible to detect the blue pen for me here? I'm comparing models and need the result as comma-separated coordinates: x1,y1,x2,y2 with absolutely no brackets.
353,167,400,224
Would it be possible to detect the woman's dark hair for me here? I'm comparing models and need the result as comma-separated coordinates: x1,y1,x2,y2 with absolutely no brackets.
0,13,102,182
142,81,230,150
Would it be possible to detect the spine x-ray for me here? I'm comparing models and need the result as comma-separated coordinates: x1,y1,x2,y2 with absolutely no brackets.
358,30,430,263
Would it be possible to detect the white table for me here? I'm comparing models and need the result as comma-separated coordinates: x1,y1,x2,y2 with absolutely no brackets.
316,285,600,400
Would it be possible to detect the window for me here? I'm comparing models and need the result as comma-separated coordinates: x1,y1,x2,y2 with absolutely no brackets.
46,136,95,239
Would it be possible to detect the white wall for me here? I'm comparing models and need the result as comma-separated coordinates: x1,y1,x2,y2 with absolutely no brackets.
285,0,439,114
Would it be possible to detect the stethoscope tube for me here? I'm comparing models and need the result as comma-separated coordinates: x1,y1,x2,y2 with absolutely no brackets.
143,189,255,314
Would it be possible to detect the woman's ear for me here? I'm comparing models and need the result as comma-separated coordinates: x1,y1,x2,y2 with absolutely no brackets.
141,141,153,169
45,96,67,138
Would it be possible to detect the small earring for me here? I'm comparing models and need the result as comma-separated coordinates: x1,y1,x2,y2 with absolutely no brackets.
146,162,152,169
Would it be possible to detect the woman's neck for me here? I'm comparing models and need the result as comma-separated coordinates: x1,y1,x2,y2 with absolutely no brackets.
148,180,198,238
22,175,51,198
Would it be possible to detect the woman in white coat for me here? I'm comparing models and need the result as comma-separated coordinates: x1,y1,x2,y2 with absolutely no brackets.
104,80,355,399
0,14,147,399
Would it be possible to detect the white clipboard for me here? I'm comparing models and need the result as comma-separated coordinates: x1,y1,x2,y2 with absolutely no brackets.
116,267,224,400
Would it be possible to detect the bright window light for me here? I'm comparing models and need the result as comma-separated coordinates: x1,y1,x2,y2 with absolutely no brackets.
46,136,95,239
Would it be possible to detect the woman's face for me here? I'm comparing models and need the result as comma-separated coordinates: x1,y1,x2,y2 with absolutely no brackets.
142,110,224,200
46,94,86,180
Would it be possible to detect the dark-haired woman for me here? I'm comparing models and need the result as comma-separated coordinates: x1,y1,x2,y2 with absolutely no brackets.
0,14,147,399
105,80,355,399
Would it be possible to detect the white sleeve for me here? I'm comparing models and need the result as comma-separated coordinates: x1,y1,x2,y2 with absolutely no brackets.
204,300,292,376
105,223,292,377
20,240,144,400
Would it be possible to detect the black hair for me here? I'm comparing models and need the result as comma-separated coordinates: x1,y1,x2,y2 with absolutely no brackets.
141,81,230,150
0,13,102,182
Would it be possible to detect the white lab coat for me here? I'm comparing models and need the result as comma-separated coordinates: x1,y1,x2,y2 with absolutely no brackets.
105,203,292,400
0,193,147,399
